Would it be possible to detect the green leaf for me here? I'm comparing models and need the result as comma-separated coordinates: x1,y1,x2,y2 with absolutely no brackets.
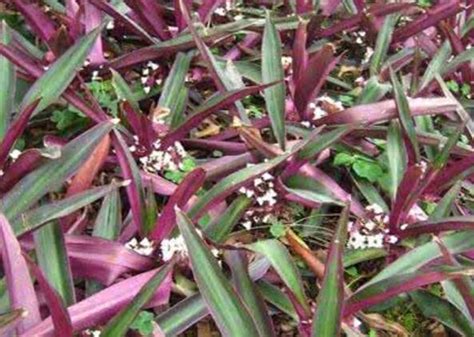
270,220,286,238
352,160,383,182
430,181,461,221
130,311,154,336
387,120,406,199
312,205,349,337
248,239,310,313
333,152,355,166
34,221,75,306
352,174,389,211
299,126,351,160
0,21,15,140
419,41,451,92
225,251,276,337
390,68,420,162
20,25,103,115
11,183,119,236
205,195,252,242
111,68,139,110
158,52,192,127
411,290,474,336
262,12,286,150
0,121,113,221
101,263,174,337
257,280,298,321
356,76,391,105
446,80,460,93
176,210,260,337
370,14,397,76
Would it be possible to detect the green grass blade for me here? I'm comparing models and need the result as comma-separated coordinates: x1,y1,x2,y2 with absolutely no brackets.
176,210,260,337
101,263,174,337
262,12,286,150
418,41,451,92
34,221,75,306
20,25,104,115
111,68,139,110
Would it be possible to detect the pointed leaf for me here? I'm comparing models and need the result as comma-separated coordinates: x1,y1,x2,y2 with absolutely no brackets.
0,21,15,140
262,12,286,150
176,210,260,337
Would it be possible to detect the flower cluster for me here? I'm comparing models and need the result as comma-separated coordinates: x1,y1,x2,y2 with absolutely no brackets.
125,237,154,256
347,203,398,250
238,170,278,207
132,137,188,174
140,61,160,94
160,235,189,262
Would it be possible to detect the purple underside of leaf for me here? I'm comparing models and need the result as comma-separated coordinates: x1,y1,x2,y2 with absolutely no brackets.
344,269,465,317
141,171,178,196
399,217,474,238
23,268,172,336
125,0,171,40
0,149,44,192
11,0,56,44
0,213,41,333
151,168,206,241
0,99,40,168
182,139,248,154
392,1,462,43
84,0,106,65
314,97,457,126
24,255,73,337
294,45,339,119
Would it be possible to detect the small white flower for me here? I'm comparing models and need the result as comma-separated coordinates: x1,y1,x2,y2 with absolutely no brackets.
142,68,150,76
366,203,384,214
313,106,328,120
129,145,136,152
106,20,115,30
355,36,363,44
348,231,367,249
9,149,22,160
85,329,101,337
125,237,155,256
144,86,151,94
141,76,148,84
363,47,374,63
91,70,100,81
367,233,384,248
400,223,409,230
254,178,263,187
281,56,292,68
301,121,311,128
147,61,159,70
241,220,252,230
364,220,377,231
160,235,188,261
386,235,399,244
215,7,227,16
353,317,362,328
262,172,273,181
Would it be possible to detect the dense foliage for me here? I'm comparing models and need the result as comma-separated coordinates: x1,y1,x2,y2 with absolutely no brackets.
0,0,473,336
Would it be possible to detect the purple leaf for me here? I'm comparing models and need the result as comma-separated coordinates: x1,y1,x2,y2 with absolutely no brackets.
0,213,41,333
24,255,73,337
150,168,206,242
10,0,56,45
23,268,172,336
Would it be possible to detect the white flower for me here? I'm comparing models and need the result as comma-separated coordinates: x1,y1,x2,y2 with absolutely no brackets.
386,235,399,244
142,68,150,76
91,71,100,81
348,231,367,249
262,172,273,181
313,106,328,120
9,149,22,160
215,7,227,16
301,121,311,128
366,203,384,214
367,233,384,248
106,20,115,30
147,61,159,70
364,220,377,231
125,237,154,256
400,223,409,230
241,220,252,230
85,329,101,337
353,317,362,328
141,76,148,84
160,235,188,261
281,56,292,68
